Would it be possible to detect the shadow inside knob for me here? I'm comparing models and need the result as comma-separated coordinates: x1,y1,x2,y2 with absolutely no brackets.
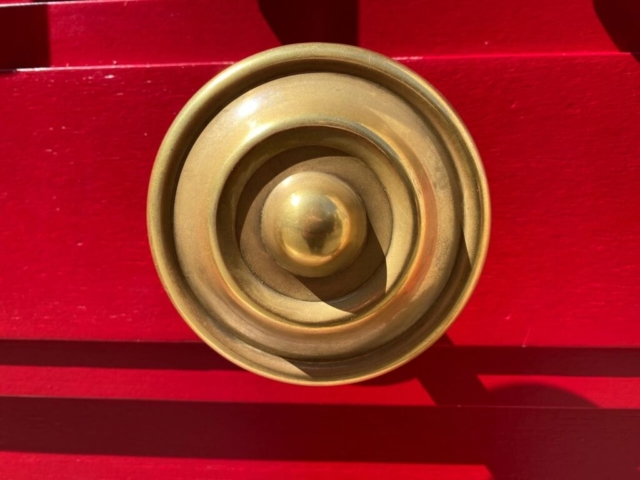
233,146,388,309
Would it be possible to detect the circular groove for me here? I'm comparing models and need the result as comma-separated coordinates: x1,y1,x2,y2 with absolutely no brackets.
148,44,490,385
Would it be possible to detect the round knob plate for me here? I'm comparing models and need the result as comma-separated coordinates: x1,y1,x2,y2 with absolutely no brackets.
148,44,490,385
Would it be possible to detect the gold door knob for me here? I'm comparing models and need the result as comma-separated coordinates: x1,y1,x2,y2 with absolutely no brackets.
148,44,490,385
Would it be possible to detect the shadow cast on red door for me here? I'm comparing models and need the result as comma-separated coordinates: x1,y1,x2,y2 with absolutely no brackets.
594,0,640,61
258,0,358,45
1,338,639,479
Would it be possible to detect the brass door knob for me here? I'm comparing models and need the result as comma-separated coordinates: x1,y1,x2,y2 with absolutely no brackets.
261,171,369,278
148,44,490,385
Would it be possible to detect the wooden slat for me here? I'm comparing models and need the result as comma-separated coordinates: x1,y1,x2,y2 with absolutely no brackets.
478,375,640,409
0,0,633,68
0,399,637,479
1,54,638,346
0,366,431,405
361,0,632,56
0,453,492,480
0,342,638,408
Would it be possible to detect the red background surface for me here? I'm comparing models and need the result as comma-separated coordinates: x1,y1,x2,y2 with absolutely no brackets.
0,0,639,478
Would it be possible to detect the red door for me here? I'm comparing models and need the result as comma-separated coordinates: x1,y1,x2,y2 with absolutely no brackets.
0,1,638,478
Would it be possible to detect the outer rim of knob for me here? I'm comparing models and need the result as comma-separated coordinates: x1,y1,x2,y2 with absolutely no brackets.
147,43,491,386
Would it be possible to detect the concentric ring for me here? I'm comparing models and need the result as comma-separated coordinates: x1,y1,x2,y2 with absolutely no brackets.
148,43,490,385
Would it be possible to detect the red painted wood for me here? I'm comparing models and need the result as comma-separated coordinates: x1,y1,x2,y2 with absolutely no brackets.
361,0,626,57
0,342,639,408
0,397,637,478
0,366,432,405
478,375,640,409
1,2,639,478
0,0,635,68
1,54,638,346
0,453,492,480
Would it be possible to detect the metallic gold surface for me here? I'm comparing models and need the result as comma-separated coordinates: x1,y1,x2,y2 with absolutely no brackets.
261,172,368,278
148,43,490,385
